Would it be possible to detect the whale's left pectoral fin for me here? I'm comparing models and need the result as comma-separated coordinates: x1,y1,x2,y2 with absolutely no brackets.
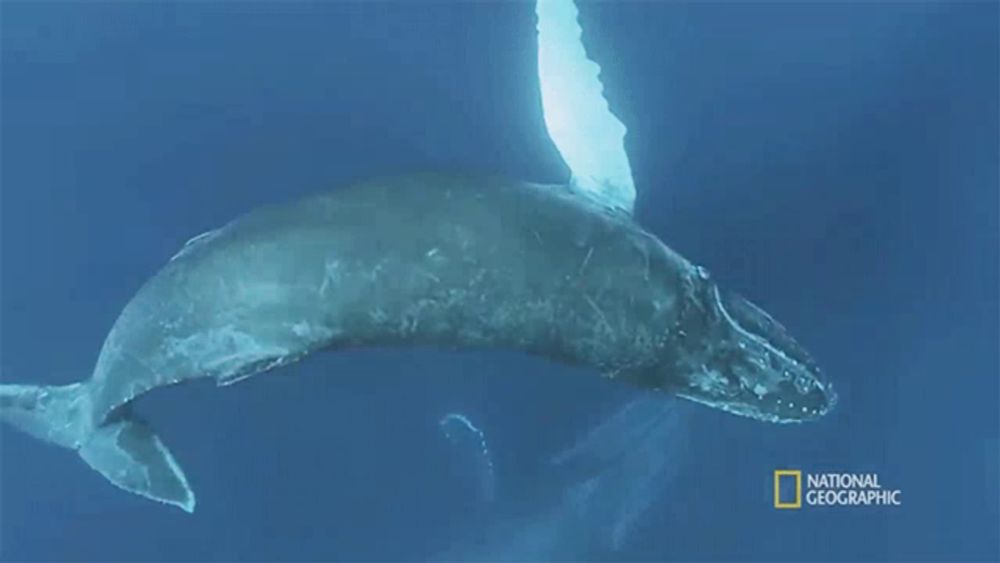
536,0,637,213
78,415,196,513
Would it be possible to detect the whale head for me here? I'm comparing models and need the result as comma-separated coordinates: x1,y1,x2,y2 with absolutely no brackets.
662,268,836,423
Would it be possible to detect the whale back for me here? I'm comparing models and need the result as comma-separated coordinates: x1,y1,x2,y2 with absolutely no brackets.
85,174,692,424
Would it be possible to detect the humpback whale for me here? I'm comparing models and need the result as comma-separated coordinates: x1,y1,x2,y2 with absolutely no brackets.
0,0,835,512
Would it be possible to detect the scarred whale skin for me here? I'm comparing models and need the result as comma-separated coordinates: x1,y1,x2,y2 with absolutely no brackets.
0,173,834,511
92,173,688,418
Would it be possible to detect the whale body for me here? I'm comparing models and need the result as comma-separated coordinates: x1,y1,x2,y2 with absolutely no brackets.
0,173,833,511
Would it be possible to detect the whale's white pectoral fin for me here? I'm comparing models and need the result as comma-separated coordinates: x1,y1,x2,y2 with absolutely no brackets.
536,0,636,214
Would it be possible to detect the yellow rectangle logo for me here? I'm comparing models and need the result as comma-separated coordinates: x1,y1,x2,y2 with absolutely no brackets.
774,469,802,509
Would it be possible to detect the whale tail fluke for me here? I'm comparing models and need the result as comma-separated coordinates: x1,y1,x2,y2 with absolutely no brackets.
78,413,196,512
0,382,196,512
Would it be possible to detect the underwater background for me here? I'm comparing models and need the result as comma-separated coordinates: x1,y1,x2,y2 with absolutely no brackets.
1,1,997,561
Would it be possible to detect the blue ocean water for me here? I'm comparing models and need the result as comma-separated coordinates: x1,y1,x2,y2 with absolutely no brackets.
1,2,997,561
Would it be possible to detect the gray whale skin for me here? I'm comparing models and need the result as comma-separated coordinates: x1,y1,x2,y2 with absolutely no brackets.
0,173,834,511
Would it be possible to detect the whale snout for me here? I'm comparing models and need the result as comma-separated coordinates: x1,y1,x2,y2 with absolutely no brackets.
711,290,836,422
667,274,836,423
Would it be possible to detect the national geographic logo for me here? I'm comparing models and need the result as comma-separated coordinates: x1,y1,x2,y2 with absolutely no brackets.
774,469,902,509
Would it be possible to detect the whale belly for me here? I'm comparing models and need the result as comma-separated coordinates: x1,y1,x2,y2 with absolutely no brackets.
87,174,690,421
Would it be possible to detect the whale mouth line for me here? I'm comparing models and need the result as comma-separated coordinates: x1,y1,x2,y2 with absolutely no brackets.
676,392,813,424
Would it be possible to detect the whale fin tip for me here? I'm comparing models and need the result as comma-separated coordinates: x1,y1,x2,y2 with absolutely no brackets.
79,415,196,513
